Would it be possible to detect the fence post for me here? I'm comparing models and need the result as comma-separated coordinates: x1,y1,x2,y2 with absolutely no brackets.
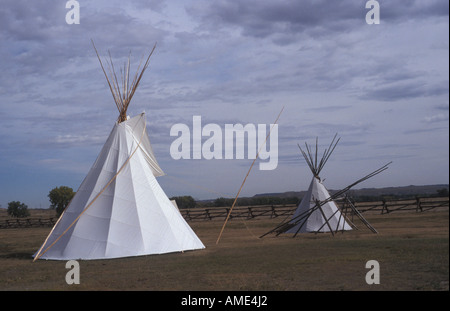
185,210,191,221
205,209,211,220
381,199,389,214
416,196,422,212
271,205,277,218
247,207,254,219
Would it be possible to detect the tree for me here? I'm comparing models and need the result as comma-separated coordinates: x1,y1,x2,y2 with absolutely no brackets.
170,196,196,209
437,188,449,197
48,186,75,217
214,197,233,207
7,201,30,218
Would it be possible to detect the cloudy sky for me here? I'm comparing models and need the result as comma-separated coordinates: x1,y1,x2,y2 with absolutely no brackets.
0,0,448,208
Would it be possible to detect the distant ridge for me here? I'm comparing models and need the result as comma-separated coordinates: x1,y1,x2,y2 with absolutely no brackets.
253,184,449,199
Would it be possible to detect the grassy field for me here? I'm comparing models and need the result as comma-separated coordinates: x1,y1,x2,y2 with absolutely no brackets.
0,208,448,291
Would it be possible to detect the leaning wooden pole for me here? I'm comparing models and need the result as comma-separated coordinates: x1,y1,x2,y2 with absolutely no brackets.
216,106,284,245
315,199,335,236
345,196,378,233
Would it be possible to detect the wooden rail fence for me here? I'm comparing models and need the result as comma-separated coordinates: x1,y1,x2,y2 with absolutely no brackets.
180,196,449,221
0,196,448,229
181,204,295,221
349,196,449,214
0,218,56,229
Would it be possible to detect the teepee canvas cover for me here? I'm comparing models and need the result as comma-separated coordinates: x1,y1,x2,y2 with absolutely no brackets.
286,176,352,234
34,44,204,260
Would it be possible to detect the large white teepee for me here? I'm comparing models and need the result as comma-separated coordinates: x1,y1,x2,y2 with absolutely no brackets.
34,44,205,260
286,135,352,234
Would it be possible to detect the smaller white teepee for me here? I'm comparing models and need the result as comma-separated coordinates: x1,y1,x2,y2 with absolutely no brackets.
260,137,389,238
286,135,352,234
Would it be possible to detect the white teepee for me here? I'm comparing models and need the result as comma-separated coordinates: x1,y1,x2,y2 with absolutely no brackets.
286,135,352,234
286,176,352,234
34,44,205,260
261,137,389,238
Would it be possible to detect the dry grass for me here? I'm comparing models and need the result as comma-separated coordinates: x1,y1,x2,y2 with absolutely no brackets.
0,208,448,291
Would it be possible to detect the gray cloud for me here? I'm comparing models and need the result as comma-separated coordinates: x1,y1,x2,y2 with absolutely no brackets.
361,80,444,101
188,0,448,44
188,0,363,41
0,0,66,41
0,1,448,208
